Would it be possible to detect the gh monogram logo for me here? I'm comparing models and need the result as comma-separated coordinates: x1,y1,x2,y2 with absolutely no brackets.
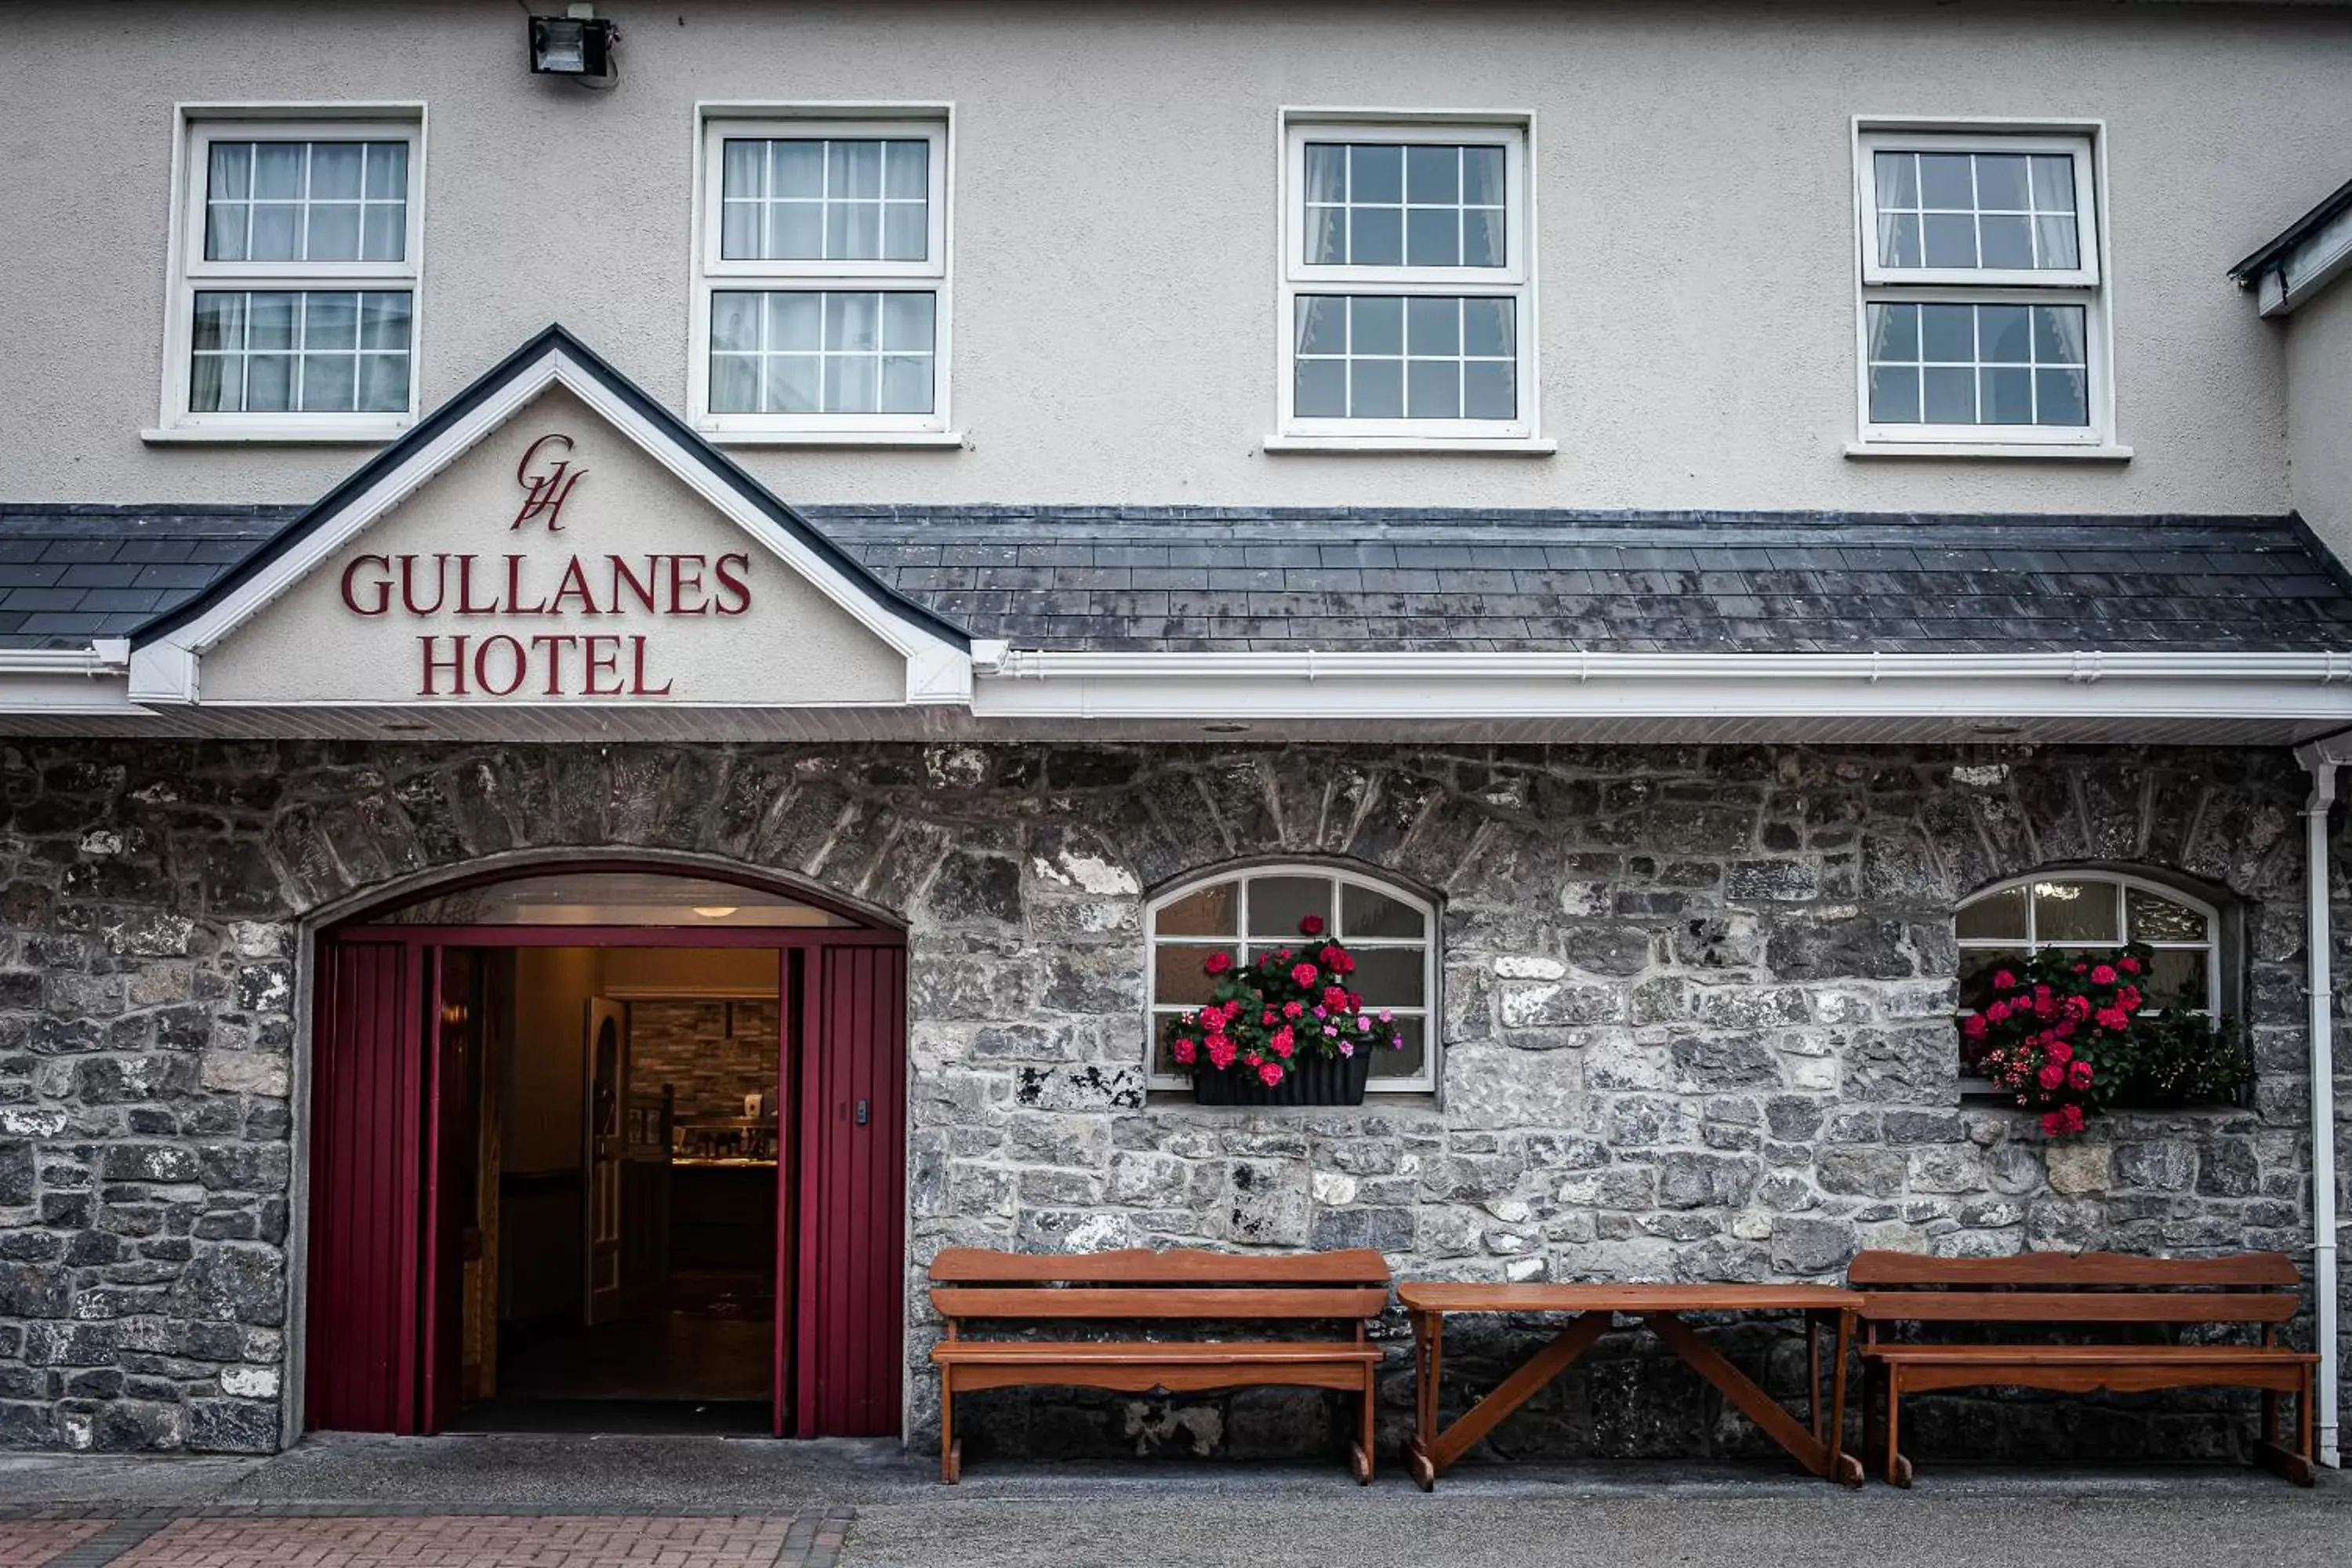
510,433,586,532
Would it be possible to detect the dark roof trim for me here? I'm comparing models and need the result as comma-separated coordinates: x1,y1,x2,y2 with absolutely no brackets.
2230,172,2352,281
132,323,972,650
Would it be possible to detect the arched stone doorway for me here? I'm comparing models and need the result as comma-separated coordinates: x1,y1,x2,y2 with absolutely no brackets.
296,856,906,1441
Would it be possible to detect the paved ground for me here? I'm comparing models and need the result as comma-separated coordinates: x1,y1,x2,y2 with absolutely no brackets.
2,1439,2347,1566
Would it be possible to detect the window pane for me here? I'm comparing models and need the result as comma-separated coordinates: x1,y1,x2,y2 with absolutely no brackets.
1307,206,1346,265
879,356,931,413
1867,302,1918,361
1979,214,2033,270
1304,143,1347,203
2035,368,2089,426
1922,212,1976,268
1160,884,1237,937
248,292,296,349
772,140,824,198
767,290,822,350
1867,366,1920,424
1463,208,1505,267
1406,206,1459,267
1247,876,1332,937
209,143,252,201
1462,145,1505,208
191,292,244,353
1406,144,1458,203
1463,361,1515,420
360,204,405,263
767,203,823,260
884,139,928,199
2030,155,2075,214
2126,887,2210,944
300,354,357,412
1979,304,2031,362
1351,296,1403,357
1462,298,1513,358
710,354,758,412
252,142,303,199
1341,885,1422,938
190,353,236,412
1369,1017,1427,1080
1349,359,1403,418
1351,144,1403,204
711,292,760,354
359,292,410,350
246,353,292,409
825,292,878,351
364,143,408,201
251,204,299,262
1406,359,1461,419
307,202,361,261
1955,884,2027,942
2035,215,2082,270
768,355,820,414
357,353,408,412
1918,153,1974,208
881,292,934,352
1295,358,1346,416
2033,306,2085,365
823,354,877,413
1348,948,1425,1006
1350,206,1403,267
883,204,927,262
723,140,770,202
1980,367,2034,424
1153,944,1233,1007
1875,151,1917,207
2034,880,2118,942
832,140,883,198
1296,296,1345,355
310,143,362,199
1974,154,2029,210
826,201,881,260
2145,949,2209,1009
1922,366,1975,423
1406,296,1459,354
302,292,359,350
1876,212,1920,268
1920,304,1975,362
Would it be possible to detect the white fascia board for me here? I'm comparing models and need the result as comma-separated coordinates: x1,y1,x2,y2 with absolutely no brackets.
132,344,971,708
973,649,2352,724
2252,204,2352,318
0,644,143,715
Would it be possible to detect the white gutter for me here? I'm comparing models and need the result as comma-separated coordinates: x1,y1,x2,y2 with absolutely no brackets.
2298,735,2350,1468
978,648,2352,721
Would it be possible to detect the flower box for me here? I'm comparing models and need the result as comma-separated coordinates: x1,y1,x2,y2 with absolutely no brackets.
1191,1047,1374,1107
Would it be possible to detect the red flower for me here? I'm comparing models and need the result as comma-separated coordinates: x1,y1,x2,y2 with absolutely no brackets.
1986,1001,2012,1023
1171,1037,1198,1065
2041,1110,2067,1137
1258,1061,1285,1087
2095,1006,2129,1032
2091,964,2118,985
1290,962,1320,988
2063,995,2091,1020
1207,1036,1237,1070
2069,1059,2093,1088
1203,950,1233,975
1323,985,1349,1012
2119,956,2141,975
1992,970,2016,989
2045,1039,2073,1065
2038,1063,2065,1091
1962,1014,1989,1040
1299,914,1326,936
2116,985,2141,1013
1328,949,1356,975
1283,1000,1304,1019
1261,1009,1276,1025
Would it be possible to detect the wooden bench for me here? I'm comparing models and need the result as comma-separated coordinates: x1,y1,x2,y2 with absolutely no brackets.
927,1247,1392,1483
1852,1250,2318,1486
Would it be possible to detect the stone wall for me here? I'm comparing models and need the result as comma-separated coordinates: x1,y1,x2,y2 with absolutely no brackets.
0,739,2330,1461
629,1000,779,1124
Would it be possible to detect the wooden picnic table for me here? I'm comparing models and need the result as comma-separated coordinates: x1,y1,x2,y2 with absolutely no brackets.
1398,1283,1864,1489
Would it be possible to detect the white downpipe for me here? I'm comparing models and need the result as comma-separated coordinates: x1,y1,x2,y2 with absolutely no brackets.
2299,739,2344,1468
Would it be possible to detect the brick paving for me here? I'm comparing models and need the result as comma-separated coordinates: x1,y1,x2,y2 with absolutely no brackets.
0,1514,852,1568
0,1523,107,1568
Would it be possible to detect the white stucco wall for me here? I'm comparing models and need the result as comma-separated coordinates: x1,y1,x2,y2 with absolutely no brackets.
2287,277,2352,562
199,386,908,706
4,0,2350,514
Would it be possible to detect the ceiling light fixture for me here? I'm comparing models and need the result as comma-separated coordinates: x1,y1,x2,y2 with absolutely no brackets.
692,906,739,919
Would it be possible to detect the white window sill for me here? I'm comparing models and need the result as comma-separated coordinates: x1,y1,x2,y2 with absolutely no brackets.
700,429,966,449
1262,434,1556,456
1845,440,2132,462
143,423,410,446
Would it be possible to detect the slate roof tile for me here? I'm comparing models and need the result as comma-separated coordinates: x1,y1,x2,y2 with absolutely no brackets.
2,503,2350,655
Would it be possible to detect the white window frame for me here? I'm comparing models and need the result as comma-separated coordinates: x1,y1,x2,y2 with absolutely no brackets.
688,107,956,445
1849,119,2117,454
1272,111,1544,453
1143,863,1440,1094
152,106,426,445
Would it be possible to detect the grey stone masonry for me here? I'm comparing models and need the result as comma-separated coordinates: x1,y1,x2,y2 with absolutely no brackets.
0,739,2337,1463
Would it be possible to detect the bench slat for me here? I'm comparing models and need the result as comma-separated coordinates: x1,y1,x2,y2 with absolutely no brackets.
1860,1290,2297,1324
932,1285,1392,1320
934,1341,1381,1364
1863,1344,2315,1364
1848,1249,2299,1288
928,1247,1392,1285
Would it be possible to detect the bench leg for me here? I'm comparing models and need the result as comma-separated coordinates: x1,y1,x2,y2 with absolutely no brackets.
1883,1367,1911,1489
939,1367,960,1485
1352,1370,1375,1485
2254,1367,2318,1486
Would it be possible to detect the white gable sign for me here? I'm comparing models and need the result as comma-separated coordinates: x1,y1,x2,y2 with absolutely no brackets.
128,352,974,712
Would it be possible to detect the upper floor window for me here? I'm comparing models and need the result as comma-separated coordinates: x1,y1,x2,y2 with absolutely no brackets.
1852,124,2111,450
1145,865,1437,1093
1956,872,2220,1016
1276,115,1537,449
691,114,952,443
160,114,423,437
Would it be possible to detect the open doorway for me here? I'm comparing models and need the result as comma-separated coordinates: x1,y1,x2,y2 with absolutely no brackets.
444,945,786,1435
303,864,908,1442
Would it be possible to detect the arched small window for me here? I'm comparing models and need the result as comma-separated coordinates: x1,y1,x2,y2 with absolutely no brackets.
1955,870,2221,1016
1145,865,1438,1093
